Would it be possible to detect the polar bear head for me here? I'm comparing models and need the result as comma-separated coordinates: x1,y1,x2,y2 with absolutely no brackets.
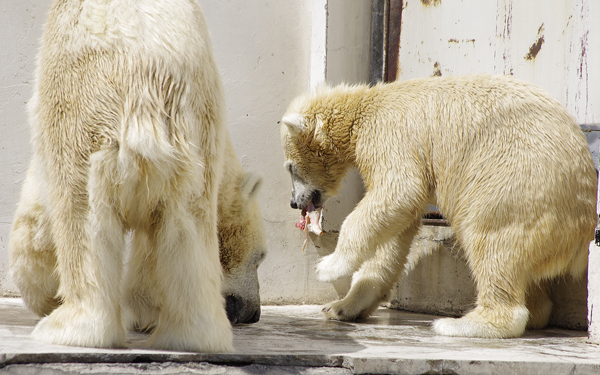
280,87,357,213
218,171,267,324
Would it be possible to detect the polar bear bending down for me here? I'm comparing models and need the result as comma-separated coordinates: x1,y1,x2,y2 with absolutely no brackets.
8,0,267,352
281,75,597,338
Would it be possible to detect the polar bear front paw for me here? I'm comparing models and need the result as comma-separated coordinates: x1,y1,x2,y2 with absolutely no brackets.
323,300,356,321
315,253,355,282
31,303,125,348
321,298,378,321
321,279,384,321
147,316,233,353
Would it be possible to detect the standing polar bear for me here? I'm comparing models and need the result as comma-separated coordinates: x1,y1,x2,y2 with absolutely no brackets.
9,0,267,352
281,74,597,338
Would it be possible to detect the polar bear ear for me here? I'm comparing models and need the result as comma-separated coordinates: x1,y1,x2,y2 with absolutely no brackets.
241,171,264,201
282,113,308,135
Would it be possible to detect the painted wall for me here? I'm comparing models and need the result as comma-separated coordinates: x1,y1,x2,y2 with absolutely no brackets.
201,0,371,304
0,0,51,294
0,1,371,303
396,0,599,127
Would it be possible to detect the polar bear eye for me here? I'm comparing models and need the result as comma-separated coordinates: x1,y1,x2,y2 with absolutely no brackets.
256,251,267,266
285,162,294,175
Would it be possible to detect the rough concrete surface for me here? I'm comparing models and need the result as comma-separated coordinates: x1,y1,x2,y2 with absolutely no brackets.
1,298,600,374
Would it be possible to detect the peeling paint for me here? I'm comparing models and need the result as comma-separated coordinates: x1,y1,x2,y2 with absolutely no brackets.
421,0,441,6
524,23,545,60
447,38,475,45
578,30,589,80
432,62,442,76
398,0,596,123
576,29,589,119
495,0,513,75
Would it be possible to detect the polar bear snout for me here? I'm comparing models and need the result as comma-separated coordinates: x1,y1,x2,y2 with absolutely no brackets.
286,161,325,210
225,295,261,325
289,189,311,210
290,189,322,211
289,182,314,211
289,186,313,210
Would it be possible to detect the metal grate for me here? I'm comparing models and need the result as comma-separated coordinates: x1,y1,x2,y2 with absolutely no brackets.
422,211,448,226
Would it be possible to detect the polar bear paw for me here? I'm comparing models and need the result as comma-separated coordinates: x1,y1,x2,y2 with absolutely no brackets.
322,297,379,322
322,299,360,321
146,316,233,353
321,276,385,321
316,253,356,282
123,301,159,333
122,290,161,333
432,306,529,338
31,302,125,348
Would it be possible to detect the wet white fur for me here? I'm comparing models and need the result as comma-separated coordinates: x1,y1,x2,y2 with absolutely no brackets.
282,75,596,338
9,0,240,352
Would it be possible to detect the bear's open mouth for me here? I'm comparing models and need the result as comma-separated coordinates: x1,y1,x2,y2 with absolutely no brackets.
295,202,323,251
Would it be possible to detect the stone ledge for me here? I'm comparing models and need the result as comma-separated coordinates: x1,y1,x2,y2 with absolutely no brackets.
2,299,600,374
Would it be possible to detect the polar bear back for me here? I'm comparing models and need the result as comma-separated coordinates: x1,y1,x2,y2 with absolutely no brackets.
356,75,594,221
31,0,225,220
349,75,596,278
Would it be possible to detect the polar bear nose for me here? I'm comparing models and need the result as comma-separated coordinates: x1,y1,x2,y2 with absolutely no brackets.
225,295,261,325
290,198,298,209
248,309,261,324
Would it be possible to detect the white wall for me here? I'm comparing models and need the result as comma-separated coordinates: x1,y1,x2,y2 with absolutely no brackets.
396,0,599,126
201,0,371,303
200,0,338,303
0,0,372,303
0,0,52,294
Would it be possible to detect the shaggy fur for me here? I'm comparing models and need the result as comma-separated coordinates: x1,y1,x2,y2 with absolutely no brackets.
281,74,596,338
9,0,266,352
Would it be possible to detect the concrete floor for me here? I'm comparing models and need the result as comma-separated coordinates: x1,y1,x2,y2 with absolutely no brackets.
1,298,600,374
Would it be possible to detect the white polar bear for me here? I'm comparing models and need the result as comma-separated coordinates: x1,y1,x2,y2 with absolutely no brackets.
281,74,597,338
9,0,266,352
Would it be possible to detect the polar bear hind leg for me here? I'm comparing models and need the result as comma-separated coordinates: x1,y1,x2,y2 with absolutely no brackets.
433,227,533,338
144,195,233,353
31,149,126,348
122,229,161,333
525,281,552,330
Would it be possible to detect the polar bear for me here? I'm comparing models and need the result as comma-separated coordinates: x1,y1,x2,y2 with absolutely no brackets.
281,74,597,338
8,0,266,352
